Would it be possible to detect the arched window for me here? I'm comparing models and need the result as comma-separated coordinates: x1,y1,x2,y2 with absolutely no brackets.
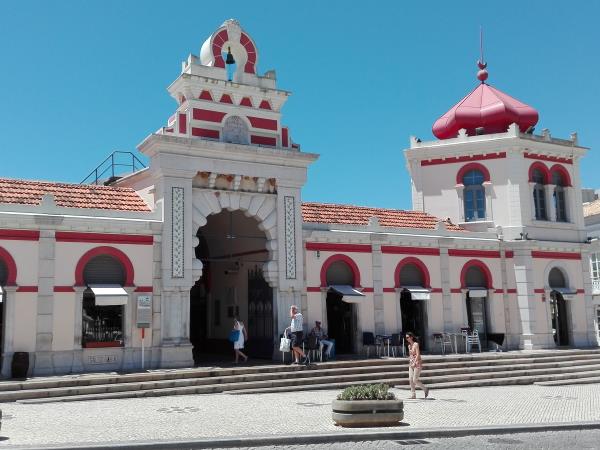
553,171,567,222
82,255,127,348
0,258,7,287
548,267,567,289
326,260,355,286
463,170,486,222
532,168,547,220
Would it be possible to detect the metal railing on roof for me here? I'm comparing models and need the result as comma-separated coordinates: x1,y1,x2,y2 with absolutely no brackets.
80,151,146,186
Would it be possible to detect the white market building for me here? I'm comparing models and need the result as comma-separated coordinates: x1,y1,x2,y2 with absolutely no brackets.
0,20,598,376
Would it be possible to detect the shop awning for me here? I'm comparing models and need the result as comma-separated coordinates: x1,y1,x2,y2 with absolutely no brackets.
90,285,128,306
468,288,488,298
329,285,365,304
551,287,577,300
403,286,431,301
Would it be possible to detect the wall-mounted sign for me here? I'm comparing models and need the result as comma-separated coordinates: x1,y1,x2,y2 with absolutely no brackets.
136,295,152,328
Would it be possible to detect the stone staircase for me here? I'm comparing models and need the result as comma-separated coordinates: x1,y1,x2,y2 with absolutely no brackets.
1,349,599,403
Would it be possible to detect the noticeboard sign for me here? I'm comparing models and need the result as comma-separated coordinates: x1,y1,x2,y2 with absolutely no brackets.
136,295,152,328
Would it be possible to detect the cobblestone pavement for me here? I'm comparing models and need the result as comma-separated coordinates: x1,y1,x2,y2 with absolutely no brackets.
214,430,600,449
0,383,599,448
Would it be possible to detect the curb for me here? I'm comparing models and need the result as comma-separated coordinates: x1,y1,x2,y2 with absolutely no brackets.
8,421,600,450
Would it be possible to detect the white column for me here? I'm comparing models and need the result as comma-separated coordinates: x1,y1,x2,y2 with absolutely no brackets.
455,184,465,222
438,238,452,331
483,181,493,221
71,286,85,373
528,182,537,221
545,184,556,222
1,286,17,377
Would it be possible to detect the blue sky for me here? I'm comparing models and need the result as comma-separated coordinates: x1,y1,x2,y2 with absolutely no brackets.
1,1,599,210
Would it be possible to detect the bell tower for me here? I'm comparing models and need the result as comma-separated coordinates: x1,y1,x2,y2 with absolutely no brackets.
124,20,318,368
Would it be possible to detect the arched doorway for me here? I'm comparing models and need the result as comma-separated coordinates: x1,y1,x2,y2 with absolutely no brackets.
463,262,490,349
190,210,272,362
81,254,128,348
549,267,569,346
325,258,358,354
397,260,429,349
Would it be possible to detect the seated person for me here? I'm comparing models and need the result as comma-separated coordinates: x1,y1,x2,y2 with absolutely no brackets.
310,321,334,359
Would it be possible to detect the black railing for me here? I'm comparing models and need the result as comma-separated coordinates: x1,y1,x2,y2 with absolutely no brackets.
80,151,146,185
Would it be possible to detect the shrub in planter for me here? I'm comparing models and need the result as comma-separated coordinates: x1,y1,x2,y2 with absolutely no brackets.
332,384,403,427
337,384,396,401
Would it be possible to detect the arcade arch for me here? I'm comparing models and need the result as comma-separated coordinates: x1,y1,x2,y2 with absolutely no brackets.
548,266,570,346
322,255,360,354
461,260,492,348
190,210,272,362
395,258,430,347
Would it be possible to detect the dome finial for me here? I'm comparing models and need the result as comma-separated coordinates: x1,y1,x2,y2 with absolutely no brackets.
477,26,488,83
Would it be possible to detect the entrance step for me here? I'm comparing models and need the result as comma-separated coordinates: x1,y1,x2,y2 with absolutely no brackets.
0,348,599,403
534,376,600,386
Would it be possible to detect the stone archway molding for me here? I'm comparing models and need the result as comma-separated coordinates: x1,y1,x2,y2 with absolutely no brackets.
192,189,278,287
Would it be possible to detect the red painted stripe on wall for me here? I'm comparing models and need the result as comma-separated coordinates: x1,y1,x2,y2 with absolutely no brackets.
534,288,546,293
0,230,40,241
361,287,374,293
531,251,581,260
307,286,322,292
192,128,220,139
134,286,153,292
306,242,372,253
431,288,443,293
192,108,227,122
506,289,517,294
248,116,278,131
576,289,585,294
54,286,75,292
178,113,187,134
17,286,38,292
505,251,514,258
282,127,289,147
449,249,501,258
251,135,277,146
55,232,153,245
421,152,506,167
383,287,396,293
524,152,572,164
381,246,440,256
450,288,463,293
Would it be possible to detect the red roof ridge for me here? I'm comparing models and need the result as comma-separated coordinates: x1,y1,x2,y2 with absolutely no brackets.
0,177,139,192
301,201,427,214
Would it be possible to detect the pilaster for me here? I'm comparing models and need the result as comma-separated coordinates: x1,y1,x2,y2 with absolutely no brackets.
438,238,453,331
33,229,56,375
1,286,17,377
371,239,385,334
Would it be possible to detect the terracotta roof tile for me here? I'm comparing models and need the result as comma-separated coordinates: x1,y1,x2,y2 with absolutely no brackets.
301,202,464,231
0,178,151,212
584,199,600,218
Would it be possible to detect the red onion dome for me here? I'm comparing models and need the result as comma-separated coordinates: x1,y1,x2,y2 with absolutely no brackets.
432,61,538,140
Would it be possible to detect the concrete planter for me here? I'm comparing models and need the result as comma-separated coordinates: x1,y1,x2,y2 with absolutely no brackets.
331,399,404,427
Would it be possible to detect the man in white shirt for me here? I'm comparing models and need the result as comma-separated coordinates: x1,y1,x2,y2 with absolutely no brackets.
285,305,308,365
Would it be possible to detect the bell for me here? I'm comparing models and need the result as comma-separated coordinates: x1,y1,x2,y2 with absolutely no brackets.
225,47,236,65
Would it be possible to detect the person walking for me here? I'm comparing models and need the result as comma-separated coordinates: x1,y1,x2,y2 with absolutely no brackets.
406,332,429,399
285,305,308,365
232,318,248,364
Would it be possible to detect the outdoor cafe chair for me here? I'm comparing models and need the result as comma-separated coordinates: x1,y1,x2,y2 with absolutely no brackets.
362,332,377,358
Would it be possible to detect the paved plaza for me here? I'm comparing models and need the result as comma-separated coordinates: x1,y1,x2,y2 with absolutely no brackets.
214,430,600,450
0,383,598,448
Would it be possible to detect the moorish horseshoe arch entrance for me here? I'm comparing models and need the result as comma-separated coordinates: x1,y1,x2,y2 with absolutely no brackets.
189,189,279,361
